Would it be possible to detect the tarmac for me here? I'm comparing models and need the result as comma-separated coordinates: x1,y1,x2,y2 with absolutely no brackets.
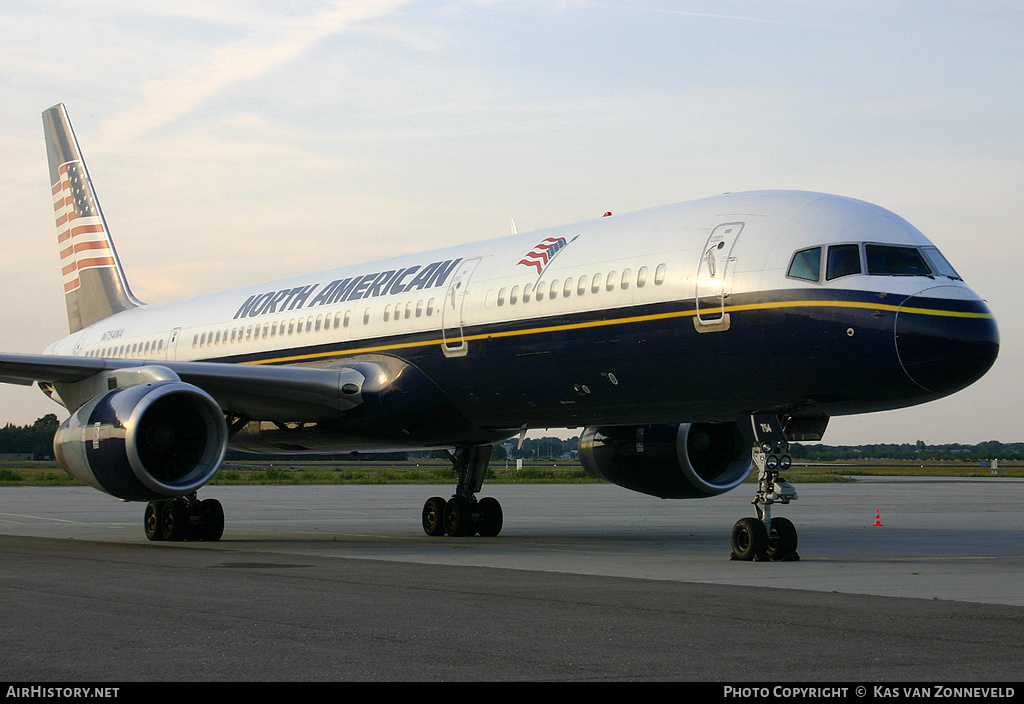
1,477,1022,682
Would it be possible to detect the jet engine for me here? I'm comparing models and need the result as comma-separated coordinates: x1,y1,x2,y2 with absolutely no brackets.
579,422,752,499
53,381,228,501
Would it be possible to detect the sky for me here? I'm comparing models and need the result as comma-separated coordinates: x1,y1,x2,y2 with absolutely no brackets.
0,0,1021,446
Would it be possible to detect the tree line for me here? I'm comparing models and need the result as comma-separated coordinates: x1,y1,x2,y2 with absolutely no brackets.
1,416,1018,462
0,414,60,460
789,440,1022,462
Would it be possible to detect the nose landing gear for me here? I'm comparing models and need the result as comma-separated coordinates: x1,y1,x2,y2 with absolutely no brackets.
731,416,800,561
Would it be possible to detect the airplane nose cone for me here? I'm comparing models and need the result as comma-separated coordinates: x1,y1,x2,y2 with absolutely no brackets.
895,286,999,395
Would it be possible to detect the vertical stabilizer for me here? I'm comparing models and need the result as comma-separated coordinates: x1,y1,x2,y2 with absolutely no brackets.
43,104,140,333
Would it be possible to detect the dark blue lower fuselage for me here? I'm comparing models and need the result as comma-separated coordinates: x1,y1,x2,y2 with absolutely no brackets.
216,286,998,450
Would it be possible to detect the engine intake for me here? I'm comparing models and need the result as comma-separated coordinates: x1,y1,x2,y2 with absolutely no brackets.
54,381,228,501
579,422,752,498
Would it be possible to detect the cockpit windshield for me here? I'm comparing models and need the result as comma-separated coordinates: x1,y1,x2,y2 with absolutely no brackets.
921,247,962,280
865,245,931,276
787,242,962,283
826,244,861,280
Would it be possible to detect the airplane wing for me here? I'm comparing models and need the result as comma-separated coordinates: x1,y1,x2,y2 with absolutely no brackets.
0,352,367,421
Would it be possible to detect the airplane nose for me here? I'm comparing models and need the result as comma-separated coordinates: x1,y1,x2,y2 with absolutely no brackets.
895,285,999,395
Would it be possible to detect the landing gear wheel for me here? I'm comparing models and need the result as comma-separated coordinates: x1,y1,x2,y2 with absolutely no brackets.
476,497,503,537
422,496,448,536
444,496,475,537
426,445,501,538
731,517,768,561
160,499,188,542
767,516,799,561
144,502,164,541
144,496,224,542
199,499,225,542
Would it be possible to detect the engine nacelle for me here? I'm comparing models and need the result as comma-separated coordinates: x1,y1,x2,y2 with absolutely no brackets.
54,381,228,501
579,422,753,499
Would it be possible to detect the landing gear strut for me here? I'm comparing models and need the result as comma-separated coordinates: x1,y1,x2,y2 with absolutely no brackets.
422,445,503,537
144,493,224,542
731,416,799,561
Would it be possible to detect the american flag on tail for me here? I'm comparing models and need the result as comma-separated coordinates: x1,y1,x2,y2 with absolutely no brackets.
54,161,115,294
517,235,575,275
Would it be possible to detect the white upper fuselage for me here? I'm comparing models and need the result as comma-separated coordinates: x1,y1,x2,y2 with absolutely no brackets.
46,190,974,365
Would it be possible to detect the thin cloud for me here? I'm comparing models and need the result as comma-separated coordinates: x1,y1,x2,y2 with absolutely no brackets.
603,2,835,29
96,1,415,146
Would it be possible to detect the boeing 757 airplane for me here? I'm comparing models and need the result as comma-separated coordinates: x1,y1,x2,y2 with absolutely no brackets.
0,104,999,559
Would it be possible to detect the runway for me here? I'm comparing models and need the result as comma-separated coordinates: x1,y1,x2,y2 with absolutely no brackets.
2,478,1022,681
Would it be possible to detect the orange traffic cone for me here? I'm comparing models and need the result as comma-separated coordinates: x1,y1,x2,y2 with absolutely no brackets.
873,510,884,526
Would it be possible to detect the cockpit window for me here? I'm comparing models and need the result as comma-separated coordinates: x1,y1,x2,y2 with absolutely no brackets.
787,247,821,282
921,247,962,280
826,244,861,280
789,242,954,284
865,244,932,276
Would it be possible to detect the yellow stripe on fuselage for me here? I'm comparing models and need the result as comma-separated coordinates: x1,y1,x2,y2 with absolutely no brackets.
246,298,993,366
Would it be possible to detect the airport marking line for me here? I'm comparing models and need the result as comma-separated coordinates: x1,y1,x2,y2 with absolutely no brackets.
0,512,79,524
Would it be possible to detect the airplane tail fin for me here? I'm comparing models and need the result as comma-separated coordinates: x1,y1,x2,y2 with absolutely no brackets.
43,104,140,333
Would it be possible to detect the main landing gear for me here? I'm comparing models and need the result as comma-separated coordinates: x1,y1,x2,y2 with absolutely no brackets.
143,493,224,542
730,417,800,562
421,445,504,537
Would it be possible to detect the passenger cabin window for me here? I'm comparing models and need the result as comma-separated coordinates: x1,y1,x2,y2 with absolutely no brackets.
788,247,821,282
865,245,931,276
826,244,861,280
